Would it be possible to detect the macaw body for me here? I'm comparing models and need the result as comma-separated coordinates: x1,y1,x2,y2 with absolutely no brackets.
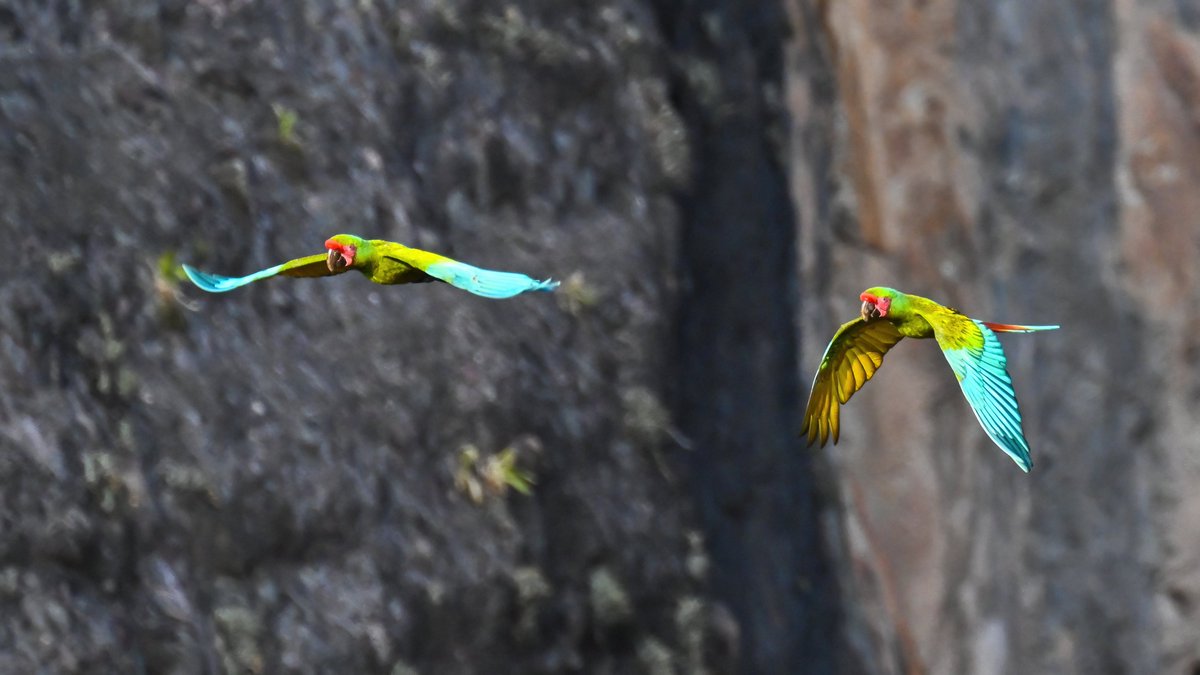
183,234,559,299
801,287,1058,472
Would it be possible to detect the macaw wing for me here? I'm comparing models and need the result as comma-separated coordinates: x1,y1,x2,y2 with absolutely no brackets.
384,247,559,299
182,253,330,293
801,317,905,447
933,318,1034,472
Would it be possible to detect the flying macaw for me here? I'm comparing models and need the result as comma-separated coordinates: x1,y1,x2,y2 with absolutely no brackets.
801,287,1058,472
182,234,559,299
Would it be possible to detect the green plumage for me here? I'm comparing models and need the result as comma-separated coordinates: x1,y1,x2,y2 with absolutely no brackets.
802,287,1058,471
183,234,559,299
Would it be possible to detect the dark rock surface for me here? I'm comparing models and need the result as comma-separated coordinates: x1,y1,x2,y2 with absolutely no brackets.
655,1,839,673
789,0,1200,673
0,1,741,673
3,0,1197,674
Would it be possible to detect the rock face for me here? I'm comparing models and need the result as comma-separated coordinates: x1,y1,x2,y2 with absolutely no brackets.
0,2,741,673
657,1,841,672
2,0,1196,673
788,0,1200,673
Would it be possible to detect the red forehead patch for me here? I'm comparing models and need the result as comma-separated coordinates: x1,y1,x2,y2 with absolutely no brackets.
860,292,880,304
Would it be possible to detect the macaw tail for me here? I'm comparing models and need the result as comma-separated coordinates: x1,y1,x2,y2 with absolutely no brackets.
980,321,1060,333
423,260,560,299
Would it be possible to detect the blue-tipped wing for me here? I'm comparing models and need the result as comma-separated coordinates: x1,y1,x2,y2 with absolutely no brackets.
422,260,559,299
182,264,285,292
182,254,330,293
937,320,1034,472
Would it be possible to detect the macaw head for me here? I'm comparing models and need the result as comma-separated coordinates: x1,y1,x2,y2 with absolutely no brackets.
859,287,898,322
325,234,366,273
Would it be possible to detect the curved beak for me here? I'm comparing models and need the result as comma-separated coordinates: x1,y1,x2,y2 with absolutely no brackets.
326,248,344,273
325,242,355,273
861,300,881,322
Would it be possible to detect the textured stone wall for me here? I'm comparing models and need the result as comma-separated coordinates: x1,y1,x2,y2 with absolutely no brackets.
788,1,1200,673
0,1,739,672
3,0,1198,673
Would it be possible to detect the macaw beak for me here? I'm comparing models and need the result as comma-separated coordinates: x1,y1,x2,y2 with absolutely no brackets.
326,248,344,273
325,242,355,273
859,292,888,321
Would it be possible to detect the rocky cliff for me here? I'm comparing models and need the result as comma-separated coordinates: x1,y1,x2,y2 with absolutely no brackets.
1,1,1196,674
0,1,732,673
789,1,1200,673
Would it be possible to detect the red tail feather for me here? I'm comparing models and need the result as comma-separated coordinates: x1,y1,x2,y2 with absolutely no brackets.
981,321,1059,333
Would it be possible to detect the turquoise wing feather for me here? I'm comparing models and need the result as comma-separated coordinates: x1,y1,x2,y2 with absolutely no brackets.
182,254,330,293
182,263,286,292
422,260,559,299
937,320,1034,472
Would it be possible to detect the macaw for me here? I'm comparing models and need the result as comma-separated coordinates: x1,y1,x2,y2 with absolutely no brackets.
801,287,1057,472
182,234,559,299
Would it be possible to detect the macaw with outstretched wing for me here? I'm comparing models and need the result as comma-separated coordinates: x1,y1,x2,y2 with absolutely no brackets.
183,234,559,299
801,287,1057,472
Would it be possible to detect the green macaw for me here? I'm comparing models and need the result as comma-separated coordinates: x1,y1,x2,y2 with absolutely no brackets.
801,287,1058,471
182,234,559,299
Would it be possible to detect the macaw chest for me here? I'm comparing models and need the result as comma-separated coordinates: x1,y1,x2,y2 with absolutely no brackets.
892,314,935,339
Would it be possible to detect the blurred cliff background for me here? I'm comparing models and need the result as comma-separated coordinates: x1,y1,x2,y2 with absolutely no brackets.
0,0,1196,673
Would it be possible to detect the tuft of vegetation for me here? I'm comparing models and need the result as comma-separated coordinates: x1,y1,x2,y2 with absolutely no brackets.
588,566,633,630
557,271,599,316
455,444,535,504
153,250,198,324
272,103,301,148
157,250,187,284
